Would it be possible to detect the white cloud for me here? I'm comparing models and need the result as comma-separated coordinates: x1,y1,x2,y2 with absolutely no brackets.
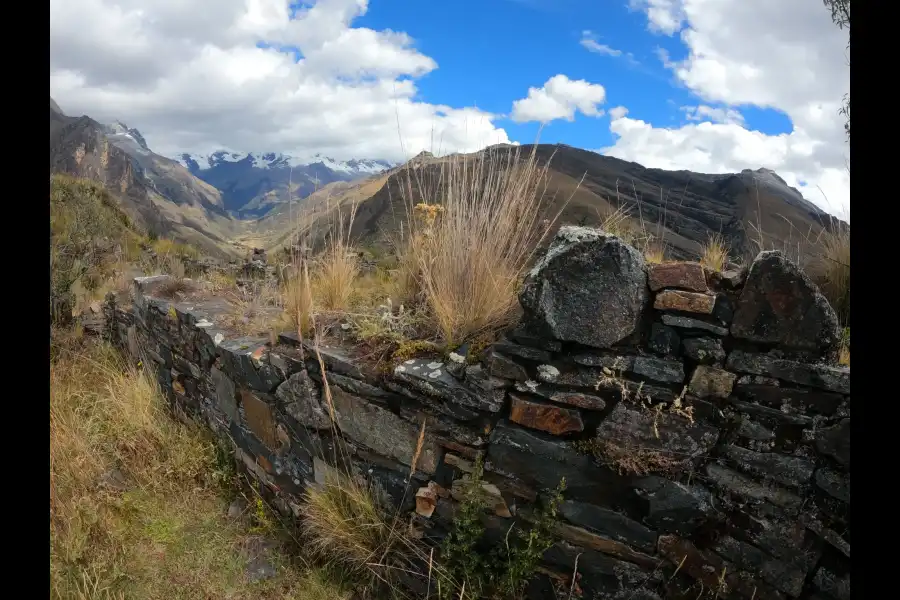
49,0,511,162
607,0,850,215
629,0,686,35
608,106,629,121
680,104,745,125
580,30,621,57
511,75,607,123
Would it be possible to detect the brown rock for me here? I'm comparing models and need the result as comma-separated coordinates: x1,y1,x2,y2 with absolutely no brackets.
654,290,716,314
415,482,439,518
649,262,708,292
240,389,279,450
553,522,657,569
509,393,584,435
688,365,736,399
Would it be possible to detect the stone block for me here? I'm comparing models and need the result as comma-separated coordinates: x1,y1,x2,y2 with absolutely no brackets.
688,365,736,399
519,226,649,348
654,289,716,314
508,393,584,435
648,261,708,292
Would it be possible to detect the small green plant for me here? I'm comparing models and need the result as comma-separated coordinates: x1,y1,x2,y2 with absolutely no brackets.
439,457,489,600
439,456,566,600
495,478,566,598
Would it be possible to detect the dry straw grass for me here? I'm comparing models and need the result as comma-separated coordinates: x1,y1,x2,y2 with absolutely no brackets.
810,218,850,327
50,333,345,599
700,233,730,272
396,145,559,345
314,202,360,311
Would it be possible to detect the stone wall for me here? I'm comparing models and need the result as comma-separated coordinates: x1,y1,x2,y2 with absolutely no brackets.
103,226,850,600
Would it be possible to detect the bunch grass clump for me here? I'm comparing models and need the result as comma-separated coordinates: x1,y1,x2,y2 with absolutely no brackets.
397,146,558,345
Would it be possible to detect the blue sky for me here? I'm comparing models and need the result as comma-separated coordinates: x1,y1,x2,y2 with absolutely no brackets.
50,0,849,213
356,0,792,150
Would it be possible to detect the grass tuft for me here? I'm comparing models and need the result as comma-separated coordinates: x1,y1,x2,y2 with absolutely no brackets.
397,146,558,345
314,203,360,311
699,233,730,272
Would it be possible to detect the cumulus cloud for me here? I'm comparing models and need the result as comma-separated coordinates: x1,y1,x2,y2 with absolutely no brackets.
49,0,511,162
608,106,629,121
608,0,850,215
629,0,686,35
511,75,607,123
680,105,745,125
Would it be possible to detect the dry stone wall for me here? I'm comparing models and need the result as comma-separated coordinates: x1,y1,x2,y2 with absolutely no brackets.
103,226,850,600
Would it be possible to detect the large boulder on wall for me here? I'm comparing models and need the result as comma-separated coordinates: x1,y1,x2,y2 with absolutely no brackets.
519,226,649,348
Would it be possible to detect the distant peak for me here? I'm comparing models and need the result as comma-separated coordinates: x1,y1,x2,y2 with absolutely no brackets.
50,97,64,115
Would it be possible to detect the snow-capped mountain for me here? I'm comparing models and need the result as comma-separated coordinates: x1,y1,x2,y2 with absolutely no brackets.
101,121,152,156
174,150,396,217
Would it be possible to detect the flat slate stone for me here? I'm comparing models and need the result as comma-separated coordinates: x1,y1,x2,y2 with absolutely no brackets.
558,500,658,553
394,358,504,413
632,476,718,536
661,314,729,336
726,350,850,395
330,385,442,474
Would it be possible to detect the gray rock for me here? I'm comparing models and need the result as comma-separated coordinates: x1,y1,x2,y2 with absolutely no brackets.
484,349,529,381
710,535,807,597
705,463,802,510
815,468,849,504
726,350,850,395
815,418,850,468
519,226,649,349
731,251,840,355
632,355,685,384
732,383,843,416
330,385,442,474
394,359,504,413
211,366,239,422
722,445,815,489
812,566,850,600
632,476,717,536
594,402,719,460
491,339,554,363
275,370,330,430
559,500,657,553
681,337,725,365
660,314,729,336
486,421,626,503
648,322,680,355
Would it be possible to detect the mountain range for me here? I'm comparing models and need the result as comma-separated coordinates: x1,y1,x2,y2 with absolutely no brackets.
49,96,835,265
176,151,395,218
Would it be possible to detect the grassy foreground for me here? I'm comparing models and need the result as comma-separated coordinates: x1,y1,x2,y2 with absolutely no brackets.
49,329,349,600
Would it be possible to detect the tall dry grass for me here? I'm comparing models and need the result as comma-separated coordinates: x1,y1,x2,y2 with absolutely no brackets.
396,146,559,345
314,202,360,311
49,332,347,599
810,218,850,327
